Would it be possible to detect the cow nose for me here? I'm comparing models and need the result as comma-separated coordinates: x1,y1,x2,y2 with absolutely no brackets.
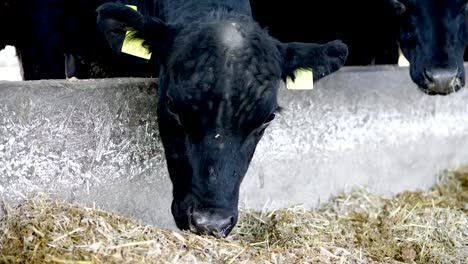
189,208,236,238
424,68,462,95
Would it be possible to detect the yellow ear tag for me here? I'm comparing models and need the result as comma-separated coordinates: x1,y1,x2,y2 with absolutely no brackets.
285,69,314,90
121,5,152,60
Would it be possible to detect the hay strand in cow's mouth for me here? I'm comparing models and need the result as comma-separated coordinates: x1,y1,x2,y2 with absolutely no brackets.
1,166,467,263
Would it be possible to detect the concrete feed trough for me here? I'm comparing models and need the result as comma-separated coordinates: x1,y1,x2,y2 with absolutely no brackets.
1,65,467,230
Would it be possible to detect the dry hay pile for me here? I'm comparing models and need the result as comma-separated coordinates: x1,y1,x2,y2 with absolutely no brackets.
1,167,467,263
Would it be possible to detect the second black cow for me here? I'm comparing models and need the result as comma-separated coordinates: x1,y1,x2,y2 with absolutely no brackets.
389,0,468,95
251,0,468,95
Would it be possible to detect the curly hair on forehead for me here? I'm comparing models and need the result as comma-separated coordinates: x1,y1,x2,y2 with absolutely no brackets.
166,14,281,86
160,14,282,132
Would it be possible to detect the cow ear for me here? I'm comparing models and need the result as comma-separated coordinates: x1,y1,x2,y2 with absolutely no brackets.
279,40,348,86
96,2,174,57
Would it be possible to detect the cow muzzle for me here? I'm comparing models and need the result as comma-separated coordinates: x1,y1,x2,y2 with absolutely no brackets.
422,67,463,95
188,207,237,238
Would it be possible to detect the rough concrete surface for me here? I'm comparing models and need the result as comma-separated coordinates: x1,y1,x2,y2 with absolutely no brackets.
1,66,468,230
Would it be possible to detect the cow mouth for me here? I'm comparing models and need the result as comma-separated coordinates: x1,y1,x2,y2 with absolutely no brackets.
187,206,237,238
419,69,464,95
171,199,191,230
188,214,235,238
173,214,190,230
171,201,237,237
418,81,463,95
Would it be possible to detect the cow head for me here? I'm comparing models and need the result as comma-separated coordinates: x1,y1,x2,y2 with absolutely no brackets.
388,0,468,95
97,2,348,237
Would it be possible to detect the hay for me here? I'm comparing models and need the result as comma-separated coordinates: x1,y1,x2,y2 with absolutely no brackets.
1,167,467,263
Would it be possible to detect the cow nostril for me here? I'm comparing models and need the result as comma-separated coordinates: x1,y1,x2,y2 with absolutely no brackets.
219,216,235,235
424,68,434,82
423,67,461,94
189,208,236,238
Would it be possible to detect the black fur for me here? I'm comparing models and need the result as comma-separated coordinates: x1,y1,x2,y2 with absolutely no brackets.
97,0,347,237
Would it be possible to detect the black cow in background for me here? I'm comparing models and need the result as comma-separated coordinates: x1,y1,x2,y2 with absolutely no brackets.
97,0,347,237
251,0,468,95
2,0,158,80
389,0,468,95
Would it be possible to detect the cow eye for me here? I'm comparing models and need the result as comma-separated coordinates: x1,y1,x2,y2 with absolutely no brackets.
166,98,177,114
264,112,276,124
165,98,182,124
255,113,276,136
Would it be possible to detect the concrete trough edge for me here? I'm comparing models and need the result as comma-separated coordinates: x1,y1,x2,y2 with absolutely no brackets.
1,65,467,230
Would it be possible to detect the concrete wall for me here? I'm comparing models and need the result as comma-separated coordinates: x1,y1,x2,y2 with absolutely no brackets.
1,66,467,230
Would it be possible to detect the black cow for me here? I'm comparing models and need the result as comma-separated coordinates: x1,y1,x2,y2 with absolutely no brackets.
2,0,158,80
388,0,467,95
97,0,348,237
251,0,468,95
